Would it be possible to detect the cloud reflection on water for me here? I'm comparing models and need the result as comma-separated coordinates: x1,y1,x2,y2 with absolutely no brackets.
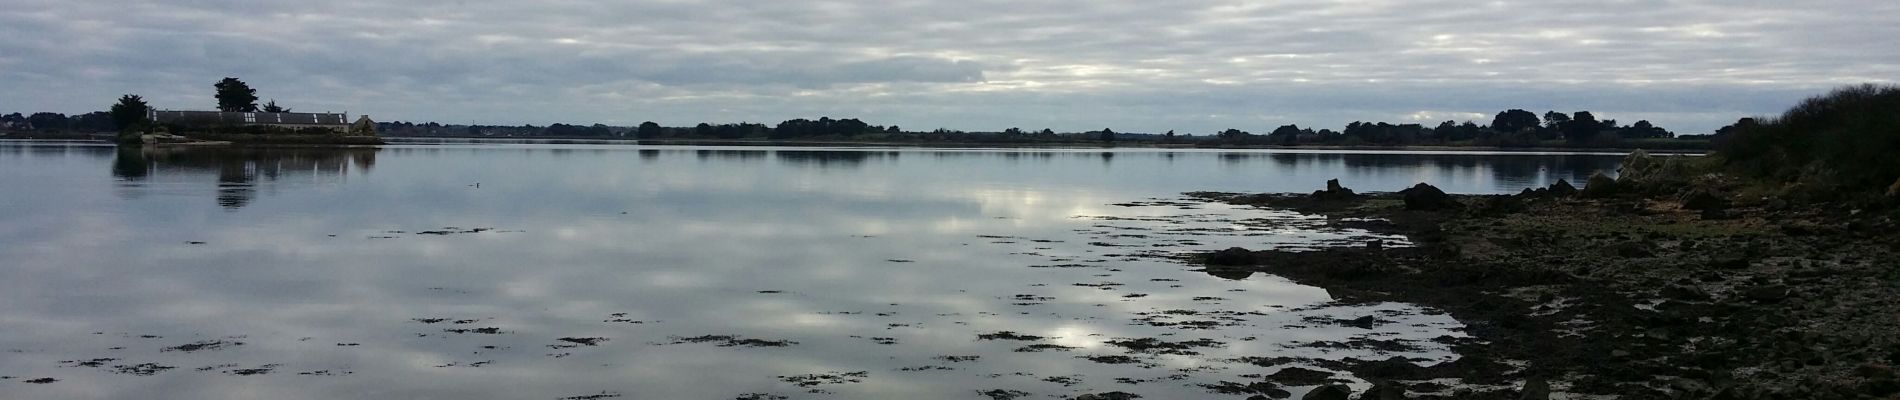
0,143,1625,399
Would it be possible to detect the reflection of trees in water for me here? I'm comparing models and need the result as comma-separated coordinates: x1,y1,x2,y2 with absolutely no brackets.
930,151,1060,163
1240,152,1623,190
774,150,899,168
694,149,767,162
112,146,381,209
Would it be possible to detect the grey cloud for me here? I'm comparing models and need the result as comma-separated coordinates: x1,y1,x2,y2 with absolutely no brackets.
1,0,1895,134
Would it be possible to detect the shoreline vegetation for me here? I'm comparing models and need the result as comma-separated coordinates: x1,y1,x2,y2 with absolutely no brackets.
1183,84,1900,399
10,82,1891,152
356,104,1713,151
392,136,1705,153
1,131,1696,153
4,77,1768,151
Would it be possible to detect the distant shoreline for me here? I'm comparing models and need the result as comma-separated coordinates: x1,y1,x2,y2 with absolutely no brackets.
1,134,1703,154
384,136,1705,154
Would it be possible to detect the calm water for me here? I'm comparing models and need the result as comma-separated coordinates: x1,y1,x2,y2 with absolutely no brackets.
0,142,1624,399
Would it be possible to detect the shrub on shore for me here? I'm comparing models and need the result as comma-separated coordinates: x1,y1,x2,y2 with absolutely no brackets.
1716,84,1900,202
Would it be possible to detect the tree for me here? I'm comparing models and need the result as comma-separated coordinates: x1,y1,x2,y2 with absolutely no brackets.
70,111,116,132
109,94,151,132
1433,120,1459,141
27,112,69,132
1624,120,1671,139
214,77,259,112
1098,128,1116,142
1561,111,1600,143
1454,121,1482,142
1217,128,1251,142
261,99,290,113
1542,111,1570,129
635,121,663,139
834,118,870,137
1267,124,1303,145
1713,118,1757,141
1491,109,1540,134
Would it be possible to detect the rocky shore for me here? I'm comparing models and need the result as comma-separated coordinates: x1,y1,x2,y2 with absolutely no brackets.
1188,159,1900,399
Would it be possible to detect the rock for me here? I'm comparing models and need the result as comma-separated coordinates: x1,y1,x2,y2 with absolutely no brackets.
1518,377,1550,400
1399,183,1460,211
1269,367,1336,386
1662,284,1711,301
1312,179,1359,201
1679,189,1728,211
1474,195,1527,215
1355,381,1406,400
1580,173,1620,198
1888,177,1900,199
1605,241,1655,258
1708,253,1750,270
1618,150,1659,182
1618,150,1699,194
1244,381,1293,399
1358,357,1428,380
1075,392,1142,400
1303,384,1352,400
1205,247,1256,266
1547,179,1579,197
1743,285,1790,303
1856,363,1894,378
1341,316,1380,329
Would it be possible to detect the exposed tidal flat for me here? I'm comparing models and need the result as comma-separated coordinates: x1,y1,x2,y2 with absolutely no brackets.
0,142,1633,399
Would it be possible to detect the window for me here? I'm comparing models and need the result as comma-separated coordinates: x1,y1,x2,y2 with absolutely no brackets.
243,113,256,123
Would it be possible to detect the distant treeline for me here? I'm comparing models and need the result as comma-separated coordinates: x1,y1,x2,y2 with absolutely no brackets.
1201,109,1681,148
0,111,120,134
5,107,1707,149
356,109,1706,149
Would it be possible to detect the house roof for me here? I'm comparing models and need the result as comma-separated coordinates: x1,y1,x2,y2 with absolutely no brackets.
152,111,349,126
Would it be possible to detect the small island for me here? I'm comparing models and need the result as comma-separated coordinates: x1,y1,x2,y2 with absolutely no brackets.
0,77,384,147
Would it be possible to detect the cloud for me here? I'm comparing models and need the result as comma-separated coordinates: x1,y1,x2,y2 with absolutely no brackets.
2,0,1895,133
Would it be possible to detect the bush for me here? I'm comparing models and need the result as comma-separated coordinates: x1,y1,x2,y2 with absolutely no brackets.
1719,84,1900,195
1617,150,1719,195
1580,173,1621,198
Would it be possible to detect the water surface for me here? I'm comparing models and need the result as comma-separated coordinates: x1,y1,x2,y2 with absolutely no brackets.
0,142,1624,399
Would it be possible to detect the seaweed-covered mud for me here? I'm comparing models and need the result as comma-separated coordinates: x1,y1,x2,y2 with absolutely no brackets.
1187,173,1900,399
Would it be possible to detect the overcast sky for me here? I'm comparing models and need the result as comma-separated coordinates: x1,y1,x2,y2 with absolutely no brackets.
3,0,1895,134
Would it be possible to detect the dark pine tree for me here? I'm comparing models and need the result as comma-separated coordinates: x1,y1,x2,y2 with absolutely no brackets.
214,77,259,112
